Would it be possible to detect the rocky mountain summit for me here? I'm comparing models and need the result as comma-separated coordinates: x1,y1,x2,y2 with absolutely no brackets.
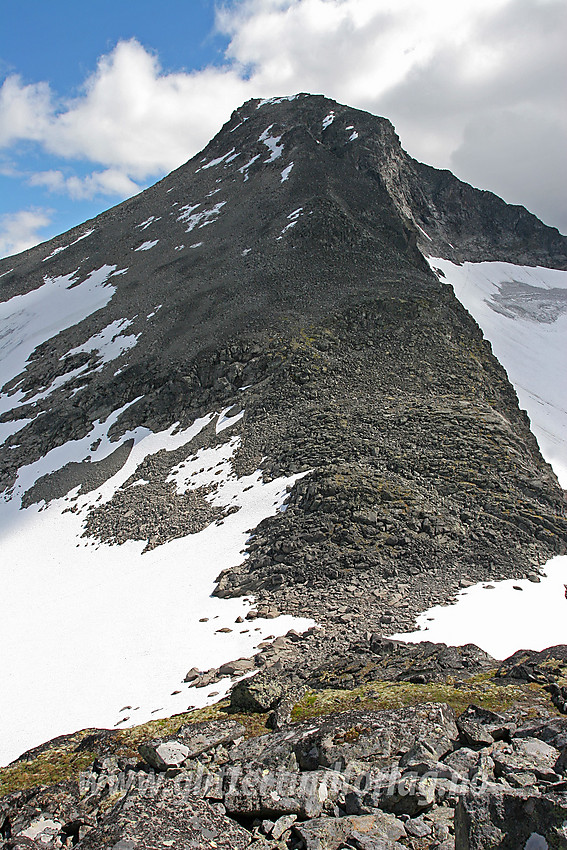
1,94,567,847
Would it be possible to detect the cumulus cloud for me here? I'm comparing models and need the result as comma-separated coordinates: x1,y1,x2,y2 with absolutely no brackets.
0,209,52,258
0,0,565,236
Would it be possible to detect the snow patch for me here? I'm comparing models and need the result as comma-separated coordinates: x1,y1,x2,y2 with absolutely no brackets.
43,229,94,262
239,154,260,181
0,417,32,448
392,555,567,661
416,224,432,241
322,111,335,130
259,125,283,162
256,95,298,109
134,240,158,252
348,130,359,141
281,162,294,183
136,216,160,230
0,265,117,414
178,202,226,233
277,207,304,240
196,148,237,172
63,318,140,366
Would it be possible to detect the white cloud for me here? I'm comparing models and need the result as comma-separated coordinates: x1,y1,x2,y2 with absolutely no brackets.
29,168,140,200
0,0,565,235
0,209,52,258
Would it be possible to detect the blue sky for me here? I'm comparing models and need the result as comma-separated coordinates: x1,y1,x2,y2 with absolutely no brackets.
0,0,231,250
1,0,565,258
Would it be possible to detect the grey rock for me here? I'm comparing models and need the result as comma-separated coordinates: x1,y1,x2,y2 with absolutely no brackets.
222,767,347,819
456,716,494,749
175,719,246,759
218,658,255,676
491,737,561,782
454,787,567,849
74,782,252,849
292,812,405,850
271,813,297,840
230,677,285,712
404,816,432,837
137,740,189,771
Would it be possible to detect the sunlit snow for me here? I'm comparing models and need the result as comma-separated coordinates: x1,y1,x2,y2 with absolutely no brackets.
0,406,313,766
177,202,226,232
239,154,260,181
63,317,140,365
136,216,160,230
43,229,94,262
259,125,283,162
134,240,159,251
392,556,567,660
429,258,567,486
277,207,303,240
322,111,335,130
281,162,294,183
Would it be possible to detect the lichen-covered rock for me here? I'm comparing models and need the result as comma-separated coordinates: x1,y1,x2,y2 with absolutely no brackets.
222,767,348,819
137,740,190,771
230,677,285,712
75,780,251,849
491,737,562,782
292,703,458,771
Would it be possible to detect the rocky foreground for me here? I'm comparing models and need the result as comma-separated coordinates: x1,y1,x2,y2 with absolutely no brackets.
2,641,567,849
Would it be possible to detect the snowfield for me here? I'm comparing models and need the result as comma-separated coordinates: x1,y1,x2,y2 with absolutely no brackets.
428,258,567,487
392,555,567,660
0,405,313,767
394,259,567,657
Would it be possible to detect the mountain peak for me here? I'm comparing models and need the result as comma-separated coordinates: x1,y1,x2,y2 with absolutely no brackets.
0,92,566,778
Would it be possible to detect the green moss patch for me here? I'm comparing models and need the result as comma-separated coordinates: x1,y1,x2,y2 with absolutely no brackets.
290,674,559,722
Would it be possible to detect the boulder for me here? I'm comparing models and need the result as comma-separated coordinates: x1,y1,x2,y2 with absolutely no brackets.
137,740,190,771
175,719,246,758
222,767,348,819
230,677,285,712
491,737,561,782
292,812,406,850
292,704,458,771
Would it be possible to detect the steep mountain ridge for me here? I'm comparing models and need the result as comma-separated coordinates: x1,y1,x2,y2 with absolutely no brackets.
0,92,566,762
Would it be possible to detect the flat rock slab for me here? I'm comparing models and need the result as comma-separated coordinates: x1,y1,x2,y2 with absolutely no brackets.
292,703,458,771
76,781,251,849
454,787,567,849
175,719,246,758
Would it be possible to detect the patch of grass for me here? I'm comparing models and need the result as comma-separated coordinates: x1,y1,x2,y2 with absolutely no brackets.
0,744,96,798
290,675,559,723
0,702,271,798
